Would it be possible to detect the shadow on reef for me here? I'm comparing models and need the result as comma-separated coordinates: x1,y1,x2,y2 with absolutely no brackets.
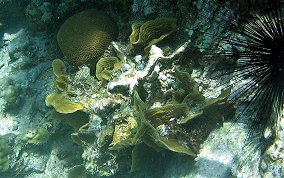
0,1,28,39
0,123,84,178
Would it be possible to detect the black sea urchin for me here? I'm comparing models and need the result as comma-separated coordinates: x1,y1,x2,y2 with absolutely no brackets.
196,0,284,173
210,0,284,137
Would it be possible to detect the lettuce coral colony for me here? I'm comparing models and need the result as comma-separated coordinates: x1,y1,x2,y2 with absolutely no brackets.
130,17,177,54
45,93,85,114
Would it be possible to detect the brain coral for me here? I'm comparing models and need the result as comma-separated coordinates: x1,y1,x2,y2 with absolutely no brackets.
57,9,118,66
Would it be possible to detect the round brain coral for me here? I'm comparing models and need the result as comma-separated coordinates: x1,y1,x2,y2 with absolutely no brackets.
57,9,118,66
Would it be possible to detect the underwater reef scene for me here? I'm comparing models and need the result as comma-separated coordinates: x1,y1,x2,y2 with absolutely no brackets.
1,0,284,177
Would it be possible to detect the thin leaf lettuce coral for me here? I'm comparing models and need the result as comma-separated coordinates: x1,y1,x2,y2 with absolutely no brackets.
45,93,84,114
46,59,85,114
95,57,122,81
131,90,196,156
52,59,69,91
130,17,177,54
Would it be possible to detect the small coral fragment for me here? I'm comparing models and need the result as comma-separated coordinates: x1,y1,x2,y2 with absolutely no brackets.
45,93,84,114
109,116,137,150
52,59,67,78
129,23,143,45
130,17,177,53
57,9,118,65
51,59,69,92
95,57,122,81
22,128,50,144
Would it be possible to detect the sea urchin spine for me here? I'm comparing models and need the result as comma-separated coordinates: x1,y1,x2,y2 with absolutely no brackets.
213,0,284,135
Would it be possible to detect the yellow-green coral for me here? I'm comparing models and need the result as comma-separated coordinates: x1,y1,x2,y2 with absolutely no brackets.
22,128,50,144
130,17,177,53
70,123,95,147
180,88,233,123
109,116,137,150
45,93,84,114
52,59,69,91
129,23,142,45
145,103,189,126
130,86,233,157
172,67,205,104
131,91,196,156
54,77,69,92
174,67,196,92
52,59,67,78
0,137,9,172
95,57,122,81
57,9,118,66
